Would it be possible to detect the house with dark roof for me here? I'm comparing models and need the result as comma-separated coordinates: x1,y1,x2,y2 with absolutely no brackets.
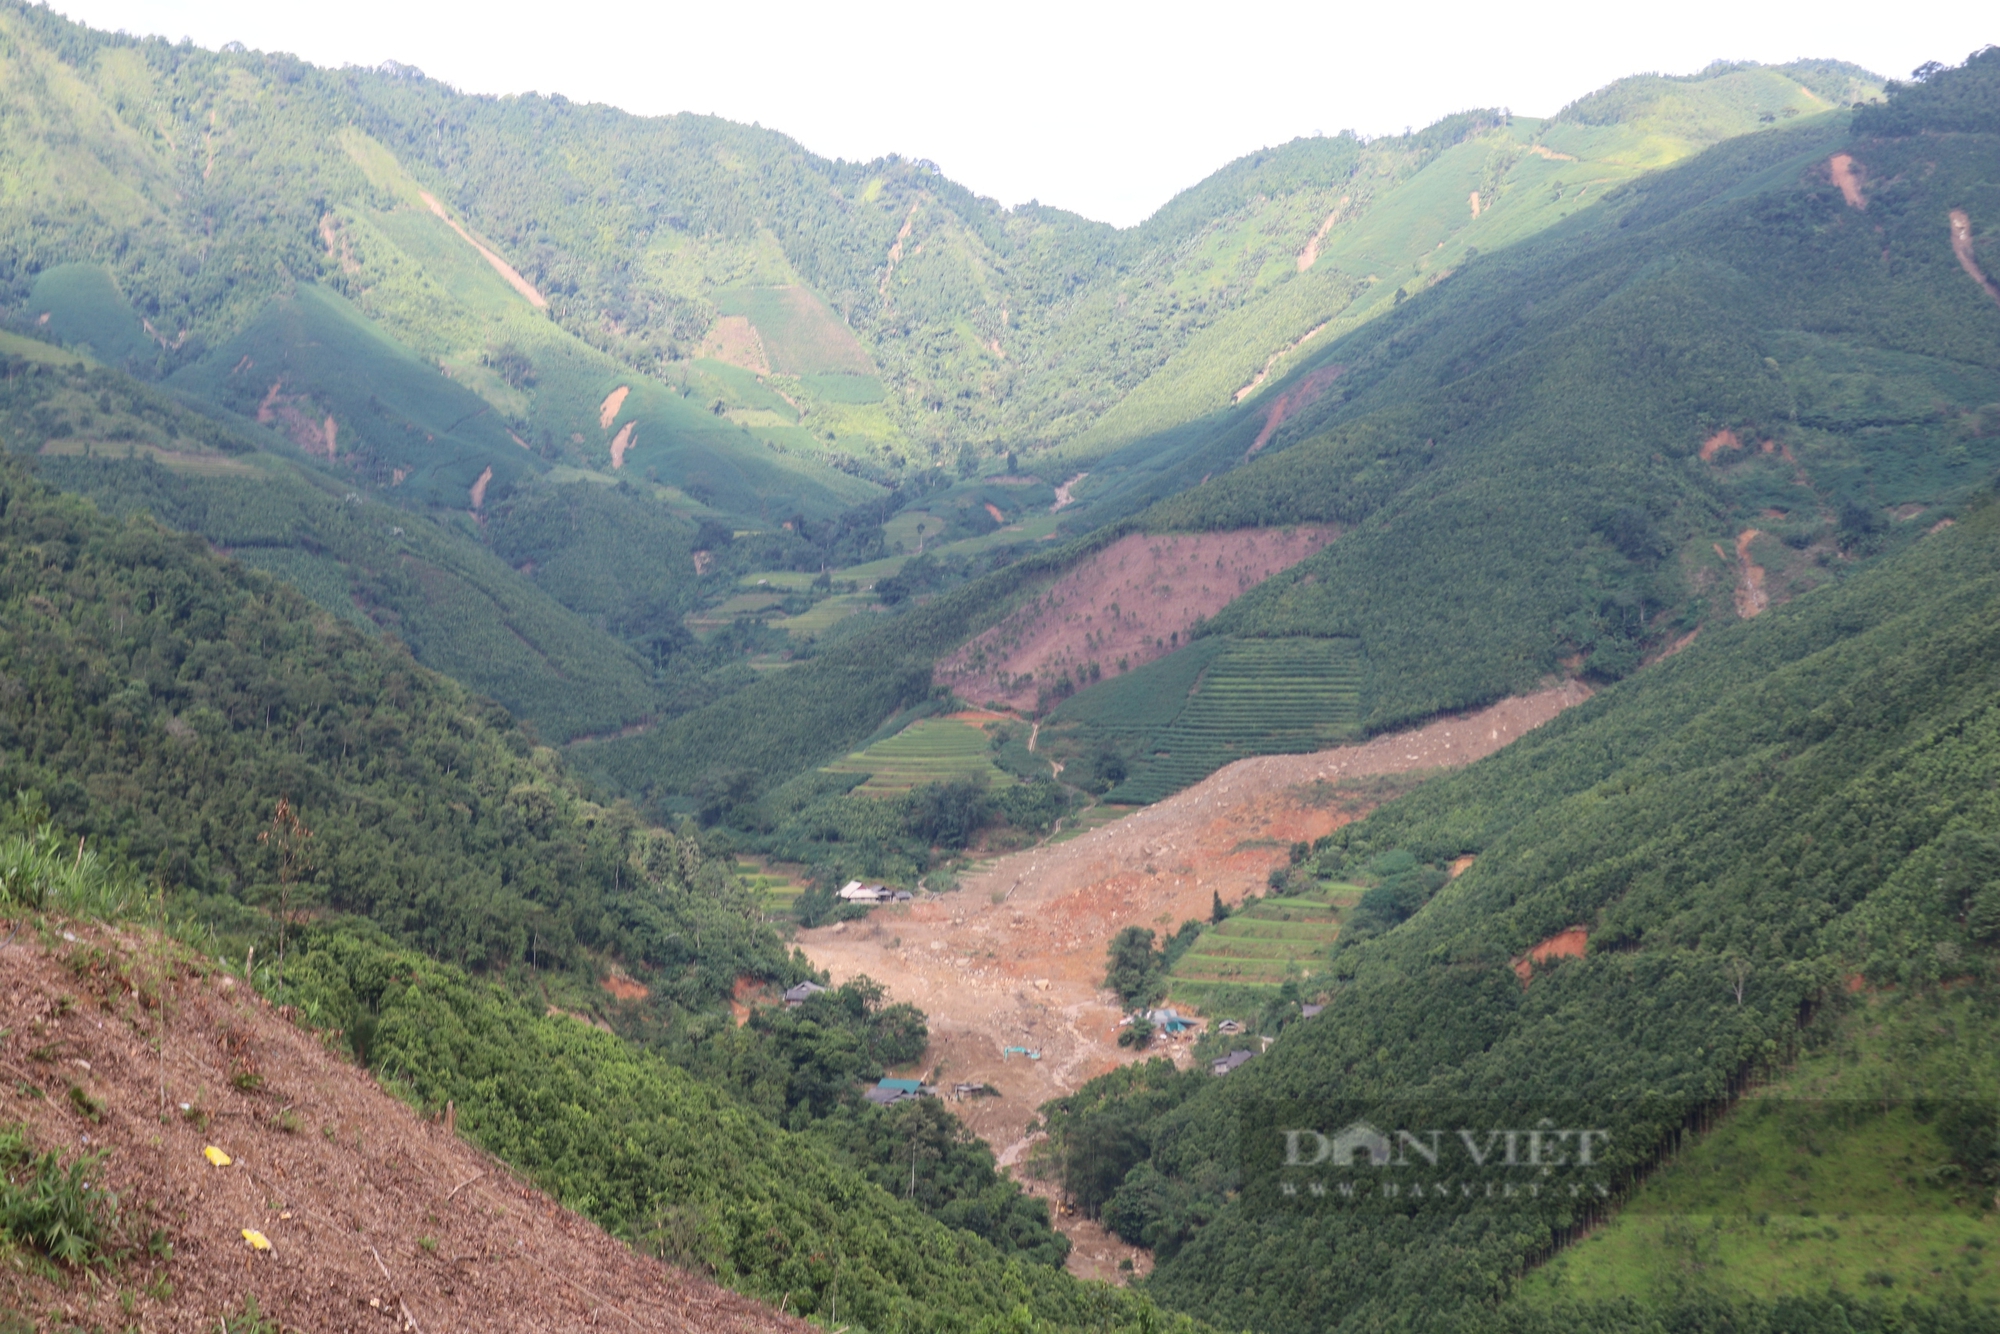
1211,1049,1255,1076
783,981,829,1007
864,1077,934,1106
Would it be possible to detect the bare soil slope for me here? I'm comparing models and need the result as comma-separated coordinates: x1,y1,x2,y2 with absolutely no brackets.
797,681,1589,1191
0,924,803,1334
935,528,1337,712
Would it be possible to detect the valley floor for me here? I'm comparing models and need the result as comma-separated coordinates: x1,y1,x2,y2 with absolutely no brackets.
796,680,1592,1279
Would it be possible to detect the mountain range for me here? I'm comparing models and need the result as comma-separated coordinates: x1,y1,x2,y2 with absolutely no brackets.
2,6,1999,1329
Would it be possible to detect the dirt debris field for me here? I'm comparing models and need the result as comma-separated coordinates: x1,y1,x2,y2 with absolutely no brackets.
0,925,806,1334
797,681,1590,1277
933,528,1337,712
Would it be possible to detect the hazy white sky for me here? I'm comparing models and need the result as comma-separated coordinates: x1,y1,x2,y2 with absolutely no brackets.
52,1,1996,226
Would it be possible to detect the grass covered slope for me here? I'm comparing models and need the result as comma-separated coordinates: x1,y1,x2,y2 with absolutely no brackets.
1034,495,2000,1334
1512,986,2000,1310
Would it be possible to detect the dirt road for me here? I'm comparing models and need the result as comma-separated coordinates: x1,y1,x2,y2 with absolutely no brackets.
796,681,1590,1277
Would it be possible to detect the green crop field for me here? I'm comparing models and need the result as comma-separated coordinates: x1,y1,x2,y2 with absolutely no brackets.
0,329,92,368
715,286,876,376
733,859,809,915
797,372,886,403
1063,637,1364,803
772,591,884,638
822,714,1018,795
1165,882,1360,1006
27,262,157,372
687,590,788,630
882,510,948,552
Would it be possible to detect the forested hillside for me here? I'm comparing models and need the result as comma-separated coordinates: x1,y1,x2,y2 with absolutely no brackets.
0,457,1210,1330
1030,493,2000,1333
0,348,665,740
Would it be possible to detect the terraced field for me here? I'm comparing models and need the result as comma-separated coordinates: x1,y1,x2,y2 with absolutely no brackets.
685,589,786,631
821,712,1018,795
771,591,883,638
1049,801,1142,845
1108,637,1364,803
734,860,807,916
1166,884,1360,1007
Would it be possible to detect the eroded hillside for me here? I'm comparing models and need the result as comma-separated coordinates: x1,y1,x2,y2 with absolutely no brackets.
0,922,807,1332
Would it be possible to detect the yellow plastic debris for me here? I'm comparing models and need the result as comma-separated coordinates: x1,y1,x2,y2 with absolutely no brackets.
242,1228,271,1252
203,1145,232,1167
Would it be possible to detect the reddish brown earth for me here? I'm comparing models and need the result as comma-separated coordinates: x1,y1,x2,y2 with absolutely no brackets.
1951,210,2000,308
1828,153,1867,210
1050,473,1087,512
1514,927,1589,984
1248,363,1345,455
597,386,630,431
602,970,650,1002
418,191,548,309
797,681,1590,1277
609,423,637,470
1698,429,1742,462
697,317,771,375
880,203,921,300
1733,528,1770,619
1234,323,1336,404
253,380,339,459
467,466,494,512
935,528,1337,711
0,924,804,1333
1295,195,1348,272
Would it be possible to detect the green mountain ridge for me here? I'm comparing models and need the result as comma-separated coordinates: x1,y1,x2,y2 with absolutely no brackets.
1,1,1928,818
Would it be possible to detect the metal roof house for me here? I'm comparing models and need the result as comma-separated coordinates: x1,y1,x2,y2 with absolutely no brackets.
864,1077,933,1106
783,981,829,1006
837,881,894,902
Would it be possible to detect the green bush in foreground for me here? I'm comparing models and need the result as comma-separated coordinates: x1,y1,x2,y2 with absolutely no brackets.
0,1124,128,1269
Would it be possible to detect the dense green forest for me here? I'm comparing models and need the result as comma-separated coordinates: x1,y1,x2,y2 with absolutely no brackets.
1028,489,2000,1333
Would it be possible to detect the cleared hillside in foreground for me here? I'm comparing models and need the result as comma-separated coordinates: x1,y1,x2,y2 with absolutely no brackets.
0,923,809,1333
